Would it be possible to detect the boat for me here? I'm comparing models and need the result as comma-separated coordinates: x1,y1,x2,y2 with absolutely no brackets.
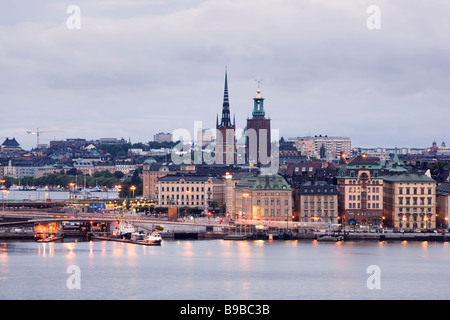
131,231,146,241
142,232,162,245
35,233,63,242
317,235,344,242
112,222,136,239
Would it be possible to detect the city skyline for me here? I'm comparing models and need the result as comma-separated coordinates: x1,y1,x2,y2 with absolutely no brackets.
1,0,449,150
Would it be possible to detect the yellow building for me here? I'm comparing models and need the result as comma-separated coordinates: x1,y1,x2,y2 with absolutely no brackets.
383,174,436,230
232,173,292,221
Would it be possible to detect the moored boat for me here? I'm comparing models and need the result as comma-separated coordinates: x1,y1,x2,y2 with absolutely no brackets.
143,232,162,245
35,233,63,242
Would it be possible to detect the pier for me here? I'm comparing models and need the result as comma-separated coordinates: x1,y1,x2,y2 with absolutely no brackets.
0,210,449,242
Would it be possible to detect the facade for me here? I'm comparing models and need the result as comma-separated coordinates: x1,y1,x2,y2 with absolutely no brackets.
337,152,384,228
289,136,351,160
153,132,173,143
156,174,225,210
215,71,236,164
383,174,436,230
297,181,338,224
233,174,292,221
246,87,271,165
436,182,450,229
142,162,181,199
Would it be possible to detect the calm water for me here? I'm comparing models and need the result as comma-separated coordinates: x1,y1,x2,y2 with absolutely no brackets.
0,239,449,300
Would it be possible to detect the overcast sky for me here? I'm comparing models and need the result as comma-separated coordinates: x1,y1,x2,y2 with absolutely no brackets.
0,0,449,150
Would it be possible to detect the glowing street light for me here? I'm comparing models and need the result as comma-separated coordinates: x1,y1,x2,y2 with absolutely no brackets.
130,185,136,199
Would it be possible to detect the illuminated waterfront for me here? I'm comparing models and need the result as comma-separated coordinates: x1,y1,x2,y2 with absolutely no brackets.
0,239,449,300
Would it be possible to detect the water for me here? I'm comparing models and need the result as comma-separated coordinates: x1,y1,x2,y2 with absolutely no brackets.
0,239,449,300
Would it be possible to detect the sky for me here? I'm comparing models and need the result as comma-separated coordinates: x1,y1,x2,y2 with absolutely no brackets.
0,0,449,151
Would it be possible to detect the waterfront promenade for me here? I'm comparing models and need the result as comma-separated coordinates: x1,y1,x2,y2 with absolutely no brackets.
0,209,449,242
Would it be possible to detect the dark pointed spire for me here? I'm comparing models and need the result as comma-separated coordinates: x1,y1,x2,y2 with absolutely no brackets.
218,68,233,128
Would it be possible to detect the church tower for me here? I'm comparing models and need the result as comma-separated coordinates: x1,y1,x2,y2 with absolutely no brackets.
246,86,271,165
215,70,236,164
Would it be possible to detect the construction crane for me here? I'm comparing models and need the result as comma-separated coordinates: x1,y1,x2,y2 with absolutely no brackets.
27,128,63,148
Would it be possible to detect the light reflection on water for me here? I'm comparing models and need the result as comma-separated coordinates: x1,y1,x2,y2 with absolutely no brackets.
0,239,449,300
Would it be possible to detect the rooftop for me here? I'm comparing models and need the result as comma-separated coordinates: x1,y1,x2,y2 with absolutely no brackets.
384,173,435,183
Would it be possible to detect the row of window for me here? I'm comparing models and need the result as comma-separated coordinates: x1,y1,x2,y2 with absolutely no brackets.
160,186,210,192
160,201,205,206
304,195,335,201
161,194,205,200
347,187,381,193
257,208,290,215
398,197,433,205
256,199,289,206
302,211,335,217
398,207,433,213
398,187,432,195
302,188,334,193
347,179,380,184
256,192,290,196
304,202,335,209
348,195,380,201
348,202,380,209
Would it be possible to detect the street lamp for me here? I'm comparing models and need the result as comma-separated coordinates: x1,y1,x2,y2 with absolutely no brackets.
130,185,136,199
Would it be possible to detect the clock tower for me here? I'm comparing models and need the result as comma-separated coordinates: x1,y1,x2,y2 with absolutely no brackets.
246,87,271,165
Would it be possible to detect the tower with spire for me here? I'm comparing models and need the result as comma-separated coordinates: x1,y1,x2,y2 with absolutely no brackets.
216,69,236,164
246,86,271,165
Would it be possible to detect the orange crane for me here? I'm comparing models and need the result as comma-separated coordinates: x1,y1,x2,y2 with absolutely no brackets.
26,128,63,148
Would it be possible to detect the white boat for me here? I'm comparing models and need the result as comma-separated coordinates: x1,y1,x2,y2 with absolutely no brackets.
144,232,162,245
113,222,136,238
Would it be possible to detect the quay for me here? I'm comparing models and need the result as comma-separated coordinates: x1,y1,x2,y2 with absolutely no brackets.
0,210,449,243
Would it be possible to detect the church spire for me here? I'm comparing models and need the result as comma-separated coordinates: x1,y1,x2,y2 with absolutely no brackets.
219,68,233,128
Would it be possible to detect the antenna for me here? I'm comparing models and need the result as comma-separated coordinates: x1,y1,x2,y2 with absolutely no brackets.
255,79,263,88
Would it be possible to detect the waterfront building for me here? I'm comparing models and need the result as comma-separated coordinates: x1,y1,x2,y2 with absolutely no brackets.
437,185,450,229
215,70,236,165
435,181,450,230
297,180,338,224
383,173,436,230
246,87,271,165
233,173,292,222
156,174,225,211
337,151,384,228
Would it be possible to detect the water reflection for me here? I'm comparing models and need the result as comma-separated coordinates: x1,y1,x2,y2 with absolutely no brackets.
1,239,450,299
